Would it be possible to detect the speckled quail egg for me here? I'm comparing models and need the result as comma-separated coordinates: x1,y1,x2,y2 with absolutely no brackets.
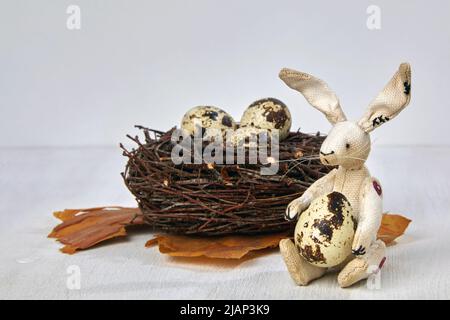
181,106,237,140
295,192,356,268
240,98,292,141
229,126,270,148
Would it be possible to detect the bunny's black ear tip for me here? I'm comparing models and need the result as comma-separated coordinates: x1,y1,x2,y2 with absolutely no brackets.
398,63,411,85
278,68,305,81
279,68,291,79
399,62,411,73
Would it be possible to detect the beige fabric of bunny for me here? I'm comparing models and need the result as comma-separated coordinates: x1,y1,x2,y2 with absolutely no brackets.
278,63,412,288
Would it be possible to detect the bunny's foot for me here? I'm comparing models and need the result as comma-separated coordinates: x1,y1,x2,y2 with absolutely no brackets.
337,240,386,288
279,239,326,286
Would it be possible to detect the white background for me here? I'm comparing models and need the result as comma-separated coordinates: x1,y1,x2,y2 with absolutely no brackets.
1,0,450,147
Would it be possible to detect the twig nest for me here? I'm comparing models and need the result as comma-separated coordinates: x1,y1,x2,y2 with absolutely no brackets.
122,127,331,236
240,98,292,141
295,192,356,268
181,106,236,140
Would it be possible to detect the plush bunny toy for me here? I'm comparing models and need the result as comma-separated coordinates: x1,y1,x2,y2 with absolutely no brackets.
278,63,412,288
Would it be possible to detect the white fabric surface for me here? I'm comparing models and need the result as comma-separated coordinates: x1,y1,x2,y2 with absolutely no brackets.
1,146,449,299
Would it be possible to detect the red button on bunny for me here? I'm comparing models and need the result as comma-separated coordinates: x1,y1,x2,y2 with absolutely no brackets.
373,180,382,196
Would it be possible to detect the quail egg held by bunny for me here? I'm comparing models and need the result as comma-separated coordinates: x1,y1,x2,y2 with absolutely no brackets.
240,98,292,141
295,192,356,268
181,106,237,141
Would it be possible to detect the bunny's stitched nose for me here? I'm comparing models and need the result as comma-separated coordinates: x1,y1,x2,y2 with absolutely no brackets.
319,150,335,165
320,151,335,156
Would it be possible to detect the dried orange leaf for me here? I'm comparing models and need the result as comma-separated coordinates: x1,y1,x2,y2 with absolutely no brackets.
49,207,144,254
147,213,412,259
377,213,412,245
145,238,159,247
147,233,288,259
50,206,411,258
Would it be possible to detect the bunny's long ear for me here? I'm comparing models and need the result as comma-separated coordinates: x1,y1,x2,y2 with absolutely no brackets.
358,63,411,132
279,68,347,124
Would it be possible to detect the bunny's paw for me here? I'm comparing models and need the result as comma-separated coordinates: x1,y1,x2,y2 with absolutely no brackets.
285,197,308,221
351,229,371,257
352,245,366,256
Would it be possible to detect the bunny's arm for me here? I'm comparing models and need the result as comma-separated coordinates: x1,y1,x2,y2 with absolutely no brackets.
351,177,383,256
285,168,337,221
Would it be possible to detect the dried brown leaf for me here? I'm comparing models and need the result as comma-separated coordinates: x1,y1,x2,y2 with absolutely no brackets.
147,213,412,259
49,207,144,254
377,213,412,245
146,233,288,259
49,206,411,259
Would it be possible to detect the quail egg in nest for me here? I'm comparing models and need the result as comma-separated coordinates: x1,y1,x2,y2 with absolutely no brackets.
181,106,237,140
240,98,292,141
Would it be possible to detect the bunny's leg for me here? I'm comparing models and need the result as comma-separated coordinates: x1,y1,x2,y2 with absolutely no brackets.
279,239,327,286
337,239,386,288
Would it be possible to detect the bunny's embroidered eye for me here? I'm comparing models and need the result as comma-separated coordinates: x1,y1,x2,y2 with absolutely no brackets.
345,143,350,149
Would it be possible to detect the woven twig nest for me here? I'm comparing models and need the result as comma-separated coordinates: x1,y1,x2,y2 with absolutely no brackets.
121,126,332,236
